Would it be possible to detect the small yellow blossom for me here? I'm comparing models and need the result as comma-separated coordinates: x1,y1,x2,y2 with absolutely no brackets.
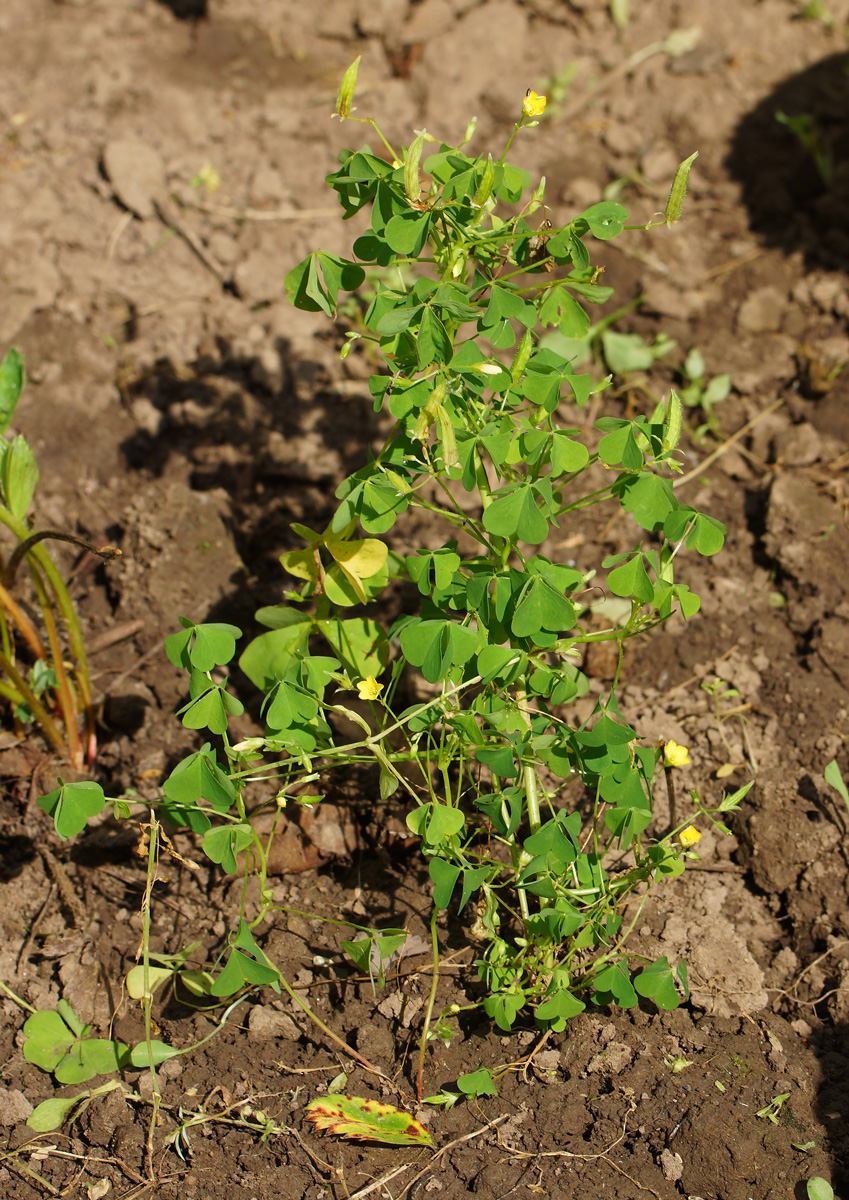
663,740,690,769
357,676,383,701
522,89,547,118
679,825,702,849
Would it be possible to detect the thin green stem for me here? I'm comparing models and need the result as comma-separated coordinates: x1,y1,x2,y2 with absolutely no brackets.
417,908,441,1103
0,978,36,1012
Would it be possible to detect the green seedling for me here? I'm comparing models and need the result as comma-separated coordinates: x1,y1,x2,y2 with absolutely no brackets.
824,759,849,812
664,1053,694,1073
35,63,736,1105
700,675,753,778
424,1067,499,1111
755,1092,790,1124
340,928,408,992
304,1095,433,1147
776,110,833,186
600,333,731,443
677,347,732,440
0,347,119,768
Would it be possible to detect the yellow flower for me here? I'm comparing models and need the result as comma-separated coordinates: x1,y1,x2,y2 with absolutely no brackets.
357,676,383,701
663,740,690,769
522,89,547,118
679,825,702,849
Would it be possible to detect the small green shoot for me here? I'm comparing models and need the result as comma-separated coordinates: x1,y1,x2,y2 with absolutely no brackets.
807,1179,834,1200
824,759,849,811
424,1067,498,1110
755,1092,790,1124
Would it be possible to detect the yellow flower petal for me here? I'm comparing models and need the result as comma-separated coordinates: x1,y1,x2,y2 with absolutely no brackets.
679,825,702,849
356,676,383,701
663,740,690,769
522,89,547,118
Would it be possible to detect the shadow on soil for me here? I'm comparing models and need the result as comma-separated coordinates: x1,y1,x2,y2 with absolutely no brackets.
726,51,849,270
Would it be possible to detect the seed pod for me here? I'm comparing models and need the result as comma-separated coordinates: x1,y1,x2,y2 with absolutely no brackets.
664,151,698,225
511,328,533,384
473,155,495,208
405,130,426,205
335,57,361,119
662,388,683,455
526,175,546,215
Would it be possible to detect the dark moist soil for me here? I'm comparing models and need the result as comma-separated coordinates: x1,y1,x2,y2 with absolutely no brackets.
2,1,849,1197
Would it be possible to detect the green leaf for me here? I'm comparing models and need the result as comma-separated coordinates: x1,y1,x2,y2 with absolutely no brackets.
824,759,849,811
384,211,431,255
0,347,24,434
165,620,242,671
535,988,585,1031
457,1068,497,1097
285,251,365,318
162,747,236,813
511,575,577,638
614,472,677,531
399,617,481,683
177,675,244,735
1,434,38,518
212,921,280,997
417,306,453,369
664,508,726,556
37,780,107,840
125,965,173,1000
22,1010,77,1071
459,866,491,913
578,202,628,239
477,645,525,685
606,553,654,603
202,823,255,874
807,1179,834,1200
54,1039,129,1085
551,432,589,475
483,484,549,544
239,616,312,692
129,1040,182,1068
265,680,319,730
634,956,688,1011
429,856,461,909
590,961,638,1008
483,990,525,1031
23,1008,130,1084
476,744,518,778
426,803,466,844
602,331,656,373
27,1094,85,1132
598,423,643,469
305,1095,433,1147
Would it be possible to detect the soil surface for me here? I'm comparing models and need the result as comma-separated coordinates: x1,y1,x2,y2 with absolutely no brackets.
2,1,849,1198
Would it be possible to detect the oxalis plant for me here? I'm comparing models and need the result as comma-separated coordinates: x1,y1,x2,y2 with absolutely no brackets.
28,64,750,1119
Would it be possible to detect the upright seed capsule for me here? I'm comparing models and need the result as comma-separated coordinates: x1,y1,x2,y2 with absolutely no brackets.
664,151,698,225
335,57,361,119
662,388,683,455
405,131,426,205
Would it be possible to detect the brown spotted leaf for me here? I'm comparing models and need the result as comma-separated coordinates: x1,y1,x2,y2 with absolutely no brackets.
304,1095,433,1147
